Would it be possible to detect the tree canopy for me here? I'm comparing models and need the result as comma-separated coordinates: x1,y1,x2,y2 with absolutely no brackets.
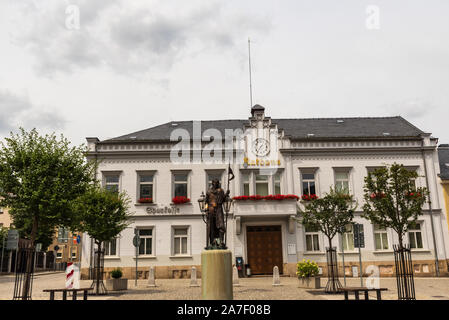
362,163,428,248
299,188,356,247
73,185,131,246
0,128,96,246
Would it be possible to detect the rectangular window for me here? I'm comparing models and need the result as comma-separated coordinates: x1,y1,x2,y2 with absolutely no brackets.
173,228,189,255
305,226,320,252
335,171,350,194
242,173,250,196
408,223,423,249
207,172,223,190
56,251,63,259
105,174,120,192
274,173,281,195
342,224,355,251
0,207,3,214
374,225,389,250
301,172,316,195
138,229,153,255
139,174,154,200
104,239,117,256
173,173,188,198
71,247,77,259
255,174,269,196
57,228,69,243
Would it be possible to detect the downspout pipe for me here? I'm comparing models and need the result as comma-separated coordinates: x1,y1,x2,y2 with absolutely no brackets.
421,135,440,276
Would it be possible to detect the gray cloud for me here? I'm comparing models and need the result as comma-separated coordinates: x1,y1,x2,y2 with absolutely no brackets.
11,0,271,77
0,90,65,134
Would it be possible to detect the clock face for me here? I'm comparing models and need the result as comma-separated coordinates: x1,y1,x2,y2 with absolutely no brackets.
252,138,270,157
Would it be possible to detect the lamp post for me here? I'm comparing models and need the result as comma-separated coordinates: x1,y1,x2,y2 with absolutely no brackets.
223,196,233,248
198,192,207,248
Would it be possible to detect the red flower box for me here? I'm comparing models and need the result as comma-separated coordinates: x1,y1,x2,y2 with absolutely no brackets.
301,194,318,201
138,197,153,203
172,196,190,204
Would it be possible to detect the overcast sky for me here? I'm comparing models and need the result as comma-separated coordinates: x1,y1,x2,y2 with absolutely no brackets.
0,0,448,146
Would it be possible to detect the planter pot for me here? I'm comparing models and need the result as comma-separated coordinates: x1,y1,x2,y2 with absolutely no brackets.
105,278,128,291
298,276,321,289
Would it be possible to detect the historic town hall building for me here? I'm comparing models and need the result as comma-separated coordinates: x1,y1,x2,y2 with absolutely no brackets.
81,105,449,279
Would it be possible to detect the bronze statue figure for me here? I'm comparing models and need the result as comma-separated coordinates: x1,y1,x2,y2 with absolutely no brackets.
205,179,230,249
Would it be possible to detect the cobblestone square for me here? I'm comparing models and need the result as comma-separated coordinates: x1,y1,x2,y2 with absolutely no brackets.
1,272,449,300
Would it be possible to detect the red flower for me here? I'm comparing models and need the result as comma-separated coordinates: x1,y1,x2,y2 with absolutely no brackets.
138,197,153,203
172,196,190,204
302,194,318,201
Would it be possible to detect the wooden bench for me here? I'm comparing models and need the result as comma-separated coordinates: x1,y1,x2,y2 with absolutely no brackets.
340,287,388,300
43,288,92,300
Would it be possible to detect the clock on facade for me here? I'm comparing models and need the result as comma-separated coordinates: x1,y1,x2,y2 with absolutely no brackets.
252,138,270,156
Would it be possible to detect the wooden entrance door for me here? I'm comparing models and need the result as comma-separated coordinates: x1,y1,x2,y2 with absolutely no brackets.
246,225,283,275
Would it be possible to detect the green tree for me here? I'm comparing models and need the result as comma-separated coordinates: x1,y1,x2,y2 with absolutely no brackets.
362,163,427,249
300,188,356,249
0,128,96,299
73,185,131,294
299,188,356,293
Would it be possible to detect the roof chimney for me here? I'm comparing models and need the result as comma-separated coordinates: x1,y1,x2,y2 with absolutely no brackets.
251,104,265,117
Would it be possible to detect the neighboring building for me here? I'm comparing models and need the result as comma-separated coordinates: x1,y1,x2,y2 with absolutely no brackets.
47,228,82,263
81,105,449,279
438,145,449,234
0,206,12,229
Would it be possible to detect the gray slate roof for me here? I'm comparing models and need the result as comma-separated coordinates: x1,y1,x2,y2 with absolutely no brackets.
438,144,449,180
102,116,425,143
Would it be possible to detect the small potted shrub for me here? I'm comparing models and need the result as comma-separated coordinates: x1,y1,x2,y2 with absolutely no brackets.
296,259,321,289
106,268,128,291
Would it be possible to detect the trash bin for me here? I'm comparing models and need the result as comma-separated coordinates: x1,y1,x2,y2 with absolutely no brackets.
245,264,251,277
236,257,244,278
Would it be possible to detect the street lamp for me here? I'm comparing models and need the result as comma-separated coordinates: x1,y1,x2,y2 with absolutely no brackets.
223,196,233,214
198,191,206,212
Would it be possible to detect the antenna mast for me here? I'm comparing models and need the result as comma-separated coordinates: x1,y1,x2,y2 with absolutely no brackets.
248,38,253,108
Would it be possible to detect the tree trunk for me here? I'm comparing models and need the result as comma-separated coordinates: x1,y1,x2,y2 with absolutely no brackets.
396,232,410,298
21,215,38,300
96,241,102,295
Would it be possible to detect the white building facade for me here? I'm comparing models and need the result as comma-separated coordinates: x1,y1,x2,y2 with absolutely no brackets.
81,105,449,279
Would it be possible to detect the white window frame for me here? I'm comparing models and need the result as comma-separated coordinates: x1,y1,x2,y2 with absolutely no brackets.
273,172,282,195
57,228,69,243
304,226,321,252
137,171,155,202
104,238,119,257
70,246,77,259
300,169,318,196
137,227,155,256
206,170,224,191
172,171,190,199
342,224,355,252
172,226,191,256
240,170,283,196
241,171,251,195
103,171,121,192
56,245,64,259
334,168,351,194
373,224,390,251
255,173,270,196
408,222,424,249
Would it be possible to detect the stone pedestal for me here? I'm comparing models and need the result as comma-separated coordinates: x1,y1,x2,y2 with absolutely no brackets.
201,250,233,300
190,266,200,287
147,266,156,287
